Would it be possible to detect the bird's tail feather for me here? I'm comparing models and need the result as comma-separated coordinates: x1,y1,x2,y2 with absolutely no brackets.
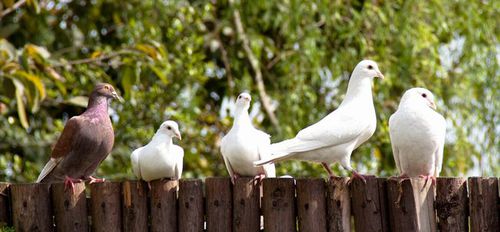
254,139,298,166
36,158,58,183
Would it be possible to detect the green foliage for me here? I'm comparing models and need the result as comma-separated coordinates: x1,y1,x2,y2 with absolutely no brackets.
0,0,498,182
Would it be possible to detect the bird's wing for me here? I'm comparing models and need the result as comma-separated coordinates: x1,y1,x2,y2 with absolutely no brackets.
174,145,184,180
263,109,366,162
220,135,236,179
130,147,143,179
388,113,402,174
433,115,446,177
36,157,62,183
50,116,82,159
254,129,276,177
37,116,82,182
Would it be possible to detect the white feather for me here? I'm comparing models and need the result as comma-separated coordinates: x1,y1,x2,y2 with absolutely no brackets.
389,88,446,177
221,93,276,179
255,60,383,174
36,158,61,183
130,121,184,182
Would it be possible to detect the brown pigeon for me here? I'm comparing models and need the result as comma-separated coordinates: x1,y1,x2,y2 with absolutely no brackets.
36,83,123,191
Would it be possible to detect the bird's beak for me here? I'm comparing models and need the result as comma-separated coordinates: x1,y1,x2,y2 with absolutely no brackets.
429,101,437,110
112,91,124,102
175,131,182,140
376,70,385,80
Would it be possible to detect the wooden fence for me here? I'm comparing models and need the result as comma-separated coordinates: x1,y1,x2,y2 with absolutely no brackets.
0,177,498,232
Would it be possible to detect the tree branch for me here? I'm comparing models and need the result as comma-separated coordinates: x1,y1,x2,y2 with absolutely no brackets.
215,33,234,96
52,50,137,67
231,3,279,128
0,0,27,19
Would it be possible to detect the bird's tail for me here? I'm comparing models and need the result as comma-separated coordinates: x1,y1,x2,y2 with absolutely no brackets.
36,158,58,183
254,139,297,166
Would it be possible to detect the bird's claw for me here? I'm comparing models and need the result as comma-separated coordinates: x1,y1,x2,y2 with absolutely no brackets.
419,175,436,188
64,176,82,194
348,171,369,185
253,173,266,184
88,176,105,184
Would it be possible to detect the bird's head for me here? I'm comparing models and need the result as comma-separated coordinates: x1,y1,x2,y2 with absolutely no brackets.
400,87,437,110
235,92,251,110
159,120,182,140
353,60,384,80
93,83,124,102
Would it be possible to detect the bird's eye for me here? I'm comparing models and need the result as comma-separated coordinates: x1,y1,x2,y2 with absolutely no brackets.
421,93,427,98
238,96,241,99
167,126,172,130
367,65,373,70
104,85,109,90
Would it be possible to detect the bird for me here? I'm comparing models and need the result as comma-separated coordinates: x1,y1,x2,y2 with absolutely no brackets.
131,120,184,186
37,83,123,192
389,88,446,185
220,92,276,184
254,60,384,182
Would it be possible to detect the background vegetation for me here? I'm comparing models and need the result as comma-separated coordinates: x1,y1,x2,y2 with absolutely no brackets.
0,0,498,182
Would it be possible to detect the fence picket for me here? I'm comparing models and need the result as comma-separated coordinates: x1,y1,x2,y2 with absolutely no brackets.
178,179,204,232
326,177,351,232
51,182,88,232
11,183,54,232
468,177,499,232
296,178,327,232
90,182,122,232
206,177,232,232
122,180,148,232
233,177,261,232
150,179,179,232
350,176,389,232
0,183,11,227
263,178,296,232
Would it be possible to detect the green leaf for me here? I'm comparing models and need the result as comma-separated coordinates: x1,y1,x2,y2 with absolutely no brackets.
11,78,29,129
14,71,46,100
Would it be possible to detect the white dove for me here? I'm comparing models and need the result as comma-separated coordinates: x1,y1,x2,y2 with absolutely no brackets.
254,60,384,182
220,92,276,184
131,120,184,185
389,88,446,184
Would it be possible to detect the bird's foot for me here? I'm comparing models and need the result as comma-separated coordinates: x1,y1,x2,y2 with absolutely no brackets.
419,175,436,188
389,173,410,185
64,176,82,194
88,176,106,184
231,173,240,185
253,173,266,184
348,171,371,185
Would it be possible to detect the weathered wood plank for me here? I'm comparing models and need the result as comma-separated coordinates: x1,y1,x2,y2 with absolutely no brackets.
150,179,178,232
206,177,232,232
122,180,148,232
262,178,296,232
90,181,122,232
326,177,351,232
387,178,419,232
435,177,468,232
233,177,261,232
0,183,11,227
469,177,499,232
350,176,389,232
296,178,327,232
11,183,54,232
178,179,204,232
51,182,88,232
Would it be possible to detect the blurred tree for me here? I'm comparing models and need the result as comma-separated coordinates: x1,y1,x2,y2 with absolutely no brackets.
0,0,498,182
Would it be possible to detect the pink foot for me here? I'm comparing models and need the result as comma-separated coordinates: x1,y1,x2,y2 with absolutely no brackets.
231,173,240,184
253,173,266,183
348,171,371,185
419,175,436,187
88,176,106,184
64,176,82,194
